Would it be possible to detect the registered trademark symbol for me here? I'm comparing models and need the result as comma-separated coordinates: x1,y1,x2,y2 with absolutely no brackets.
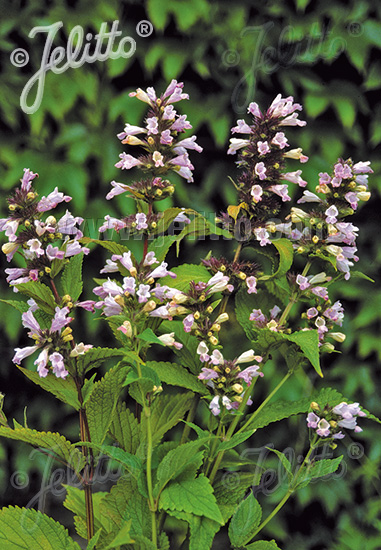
348,22,363,36
136,20,154,38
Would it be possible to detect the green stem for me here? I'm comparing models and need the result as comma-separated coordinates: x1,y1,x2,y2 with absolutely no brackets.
236,371,292,436
137,362,157,548
278,260,312,326
249,436,318,540
180,395,199,445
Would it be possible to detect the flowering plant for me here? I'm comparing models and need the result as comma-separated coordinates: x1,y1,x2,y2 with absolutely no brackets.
0,81,378,549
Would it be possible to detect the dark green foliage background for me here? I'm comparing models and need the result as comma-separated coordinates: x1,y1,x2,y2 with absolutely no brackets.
0,1,380,548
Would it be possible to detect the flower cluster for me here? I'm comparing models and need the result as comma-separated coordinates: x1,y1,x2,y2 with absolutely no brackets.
307,401,366,440
0,169,89,286
249,305,282,332
284,158,372,279
106,80,202,204
12,305,92,378
223,94,308,246
197,344,263,415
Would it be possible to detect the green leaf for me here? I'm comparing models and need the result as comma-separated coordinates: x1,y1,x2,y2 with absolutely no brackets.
284,330,322,377
159,264,211,292
148,234,178,263
86,530,102,550
123,363,161,390
228,493,262,547
0,298,29,314
166,510,220,550
81,237,133,258
296,456,343,489
266,447,293,480
85,366,127,445
78,444,142,477
63,486,113,539
137,328,166,346
109,401,140,454
217,430,255,452
260,239,294,281
0,506,81,549
159,474,223,523
245,541,282,550
154,440,206,497
62,253,84,302
76,347,126,376
15,281,56,314
146,361,208,394
350,271,375,283
104,520,134,548
0,423,86,473
213,473,258,524
17,366,80,410
100,477,151,538
140,392,194,447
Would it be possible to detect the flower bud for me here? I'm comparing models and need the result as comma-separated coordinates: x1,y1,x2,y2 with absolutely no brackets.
118,321,132,337
146,277,155,285
211,323,221,332
329,332,346,343
232,383,244,394
2,242,18,255
173,293,188,304
194,311,201,320
215,313,229,324
320,342,335,353
238,272,246,280
209,336,218,346
312,236,319,244
142,300,156,312
27,192,36,200
330,420,338,428
206,306,214,314
290,207,309,222
310,402,319,410
357,192,371,201
156,189,163,196
46,215,57,225
147,137,155,145
61,327,73,337
151,221,157,228
114,295,125,307
8,204,16,211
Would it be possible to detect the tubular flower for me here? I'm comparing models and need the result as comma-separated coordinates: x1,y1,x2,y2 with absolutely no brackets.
306,401,366,440
197,343,264,416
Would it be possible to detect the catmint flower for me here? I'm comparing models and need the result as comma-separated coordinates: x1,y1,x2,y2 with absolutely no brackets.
257,141,270,155
231,119,252,134
210,396,221,416
254,227,271,246
197,342,210,362
255,162,267,181
183,313,195,332
237,365,264,383
306,307,318,319
270,184,291,202
325,205,339,224
272,132,288,149
246,276,257,294
297,190,322,204
157,333,183,350
282,170,307,187
296,274,311,291
199,368,219,380
251,185,263,202
227,138,250,155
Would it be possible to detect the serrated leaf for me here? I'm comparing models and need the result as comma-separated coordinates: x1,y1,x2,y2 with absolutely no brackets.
159,264,211,292
86,530,102,550
85,366,127,445
146,361,208,394
17,366,80,410
0,506,81,549
104,519,134,548
82,444,142,476
284,330,322,377
62,253,84,302
148,234,178,262
154,440,206,497
0,423,86,473
213,473,257,524
109,401,140,454
166,510,220,550
76,347,126,376
296,456,343,489
140,392,194,447
159,474,223,523
260,239,294,281
266,447,293,480
123,363,161,389
0,298,29,314
100,477,151,538
15,281,56,314
218,430,255,452
229,493,262,547
63,485,113,539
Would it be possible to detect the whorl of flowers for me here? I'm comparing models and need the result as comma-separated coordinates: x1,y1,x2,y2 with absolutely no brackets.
223,94,308,245
307,401,366,440
197,344,263,415
0,168,89,286
12,304,92,379
106,80,202,204
285,158,373,279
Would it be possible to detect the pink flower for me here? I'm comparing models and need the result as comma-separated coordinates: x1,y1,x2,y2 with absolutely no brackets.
183,314,195,332
251,185,263,203
198,368,219,380
254,227,271,246
50,352,68,378
325,205,339,224
257,141,270,155
115,153,142,170
37,187,71,212
135,213,148,230
231,119,252,134
270,184,291,202
246,276,257,294
237,365,263,384
282,170,307,187
255,162,267,180
272,132,288,149
296,275,310,291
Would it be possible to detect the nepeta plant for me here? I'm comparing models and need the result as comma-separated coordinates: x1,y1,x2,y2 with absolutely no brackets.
0,81,378,550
